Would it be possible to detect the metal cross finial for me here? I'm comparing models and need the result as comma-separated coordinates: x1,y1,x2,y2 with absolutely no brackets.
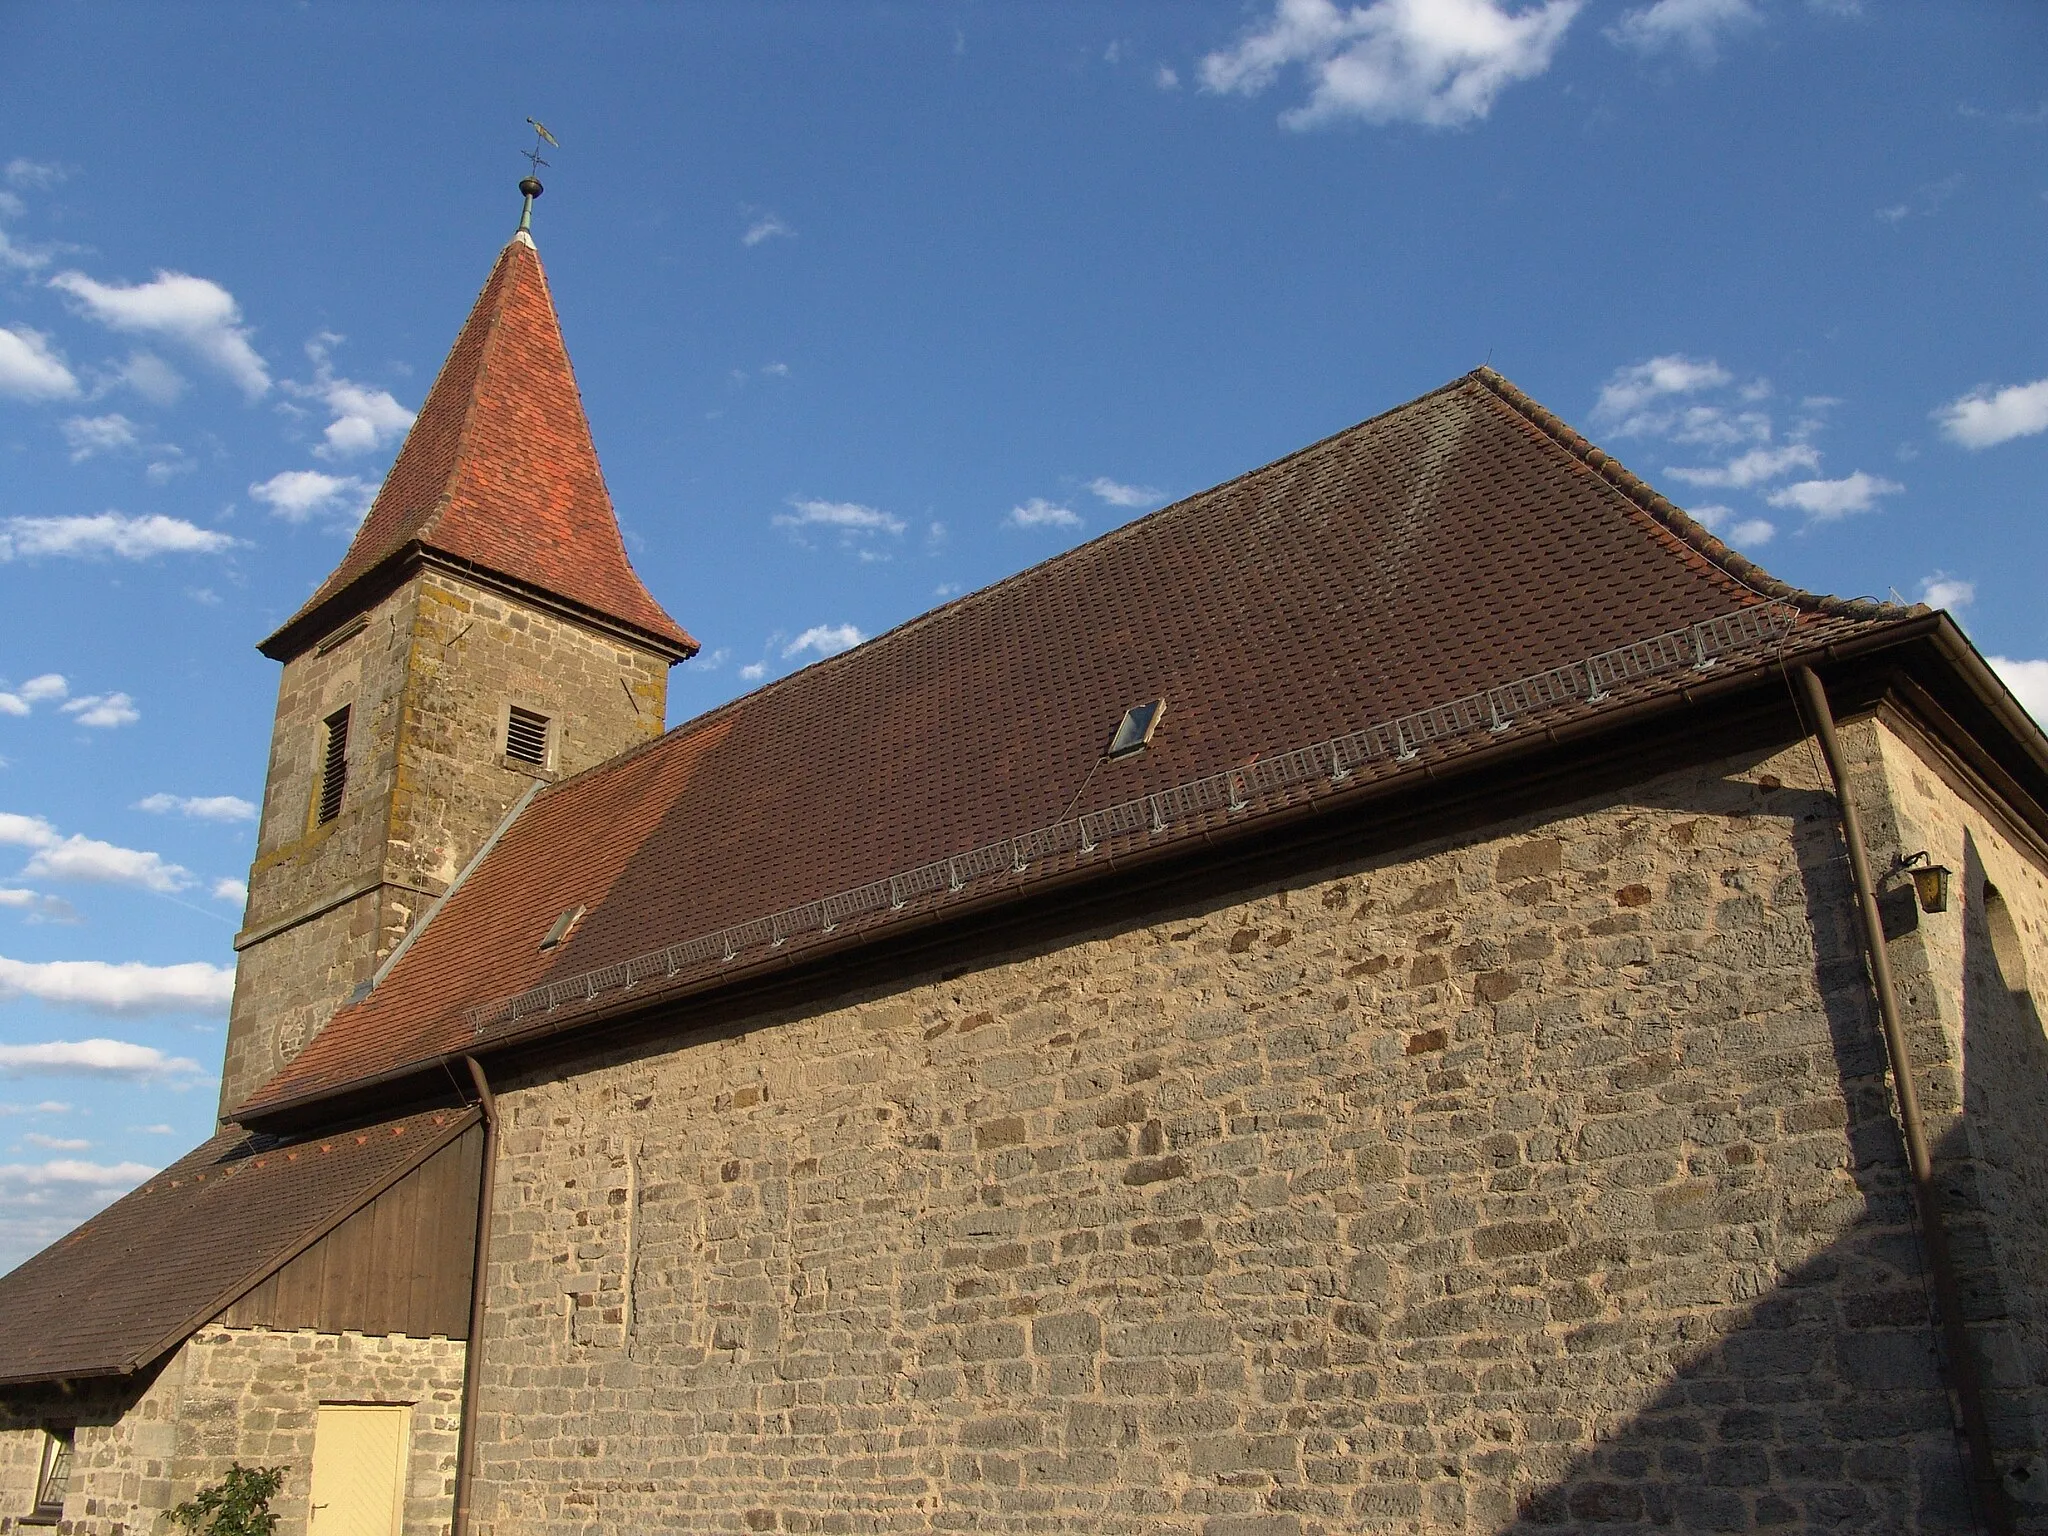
522,117,557,177
517,118,559,235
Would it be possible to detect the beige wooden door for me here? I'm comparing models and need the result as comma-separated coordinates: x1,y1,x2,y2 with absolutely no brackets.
307,1403,410,1536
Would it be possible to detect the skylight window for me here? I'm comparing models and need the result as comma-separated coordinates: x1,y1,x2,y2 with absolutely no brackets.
540,904,586,952
1108,698,1166,759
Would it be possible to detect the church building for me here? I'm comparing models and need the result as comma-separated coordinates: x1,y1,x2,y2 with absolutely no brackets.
3,187,2047,1536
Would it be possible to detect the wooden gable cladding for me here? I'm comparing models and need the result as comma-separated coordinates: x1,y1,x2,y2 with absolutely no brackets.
220,1122,482,1338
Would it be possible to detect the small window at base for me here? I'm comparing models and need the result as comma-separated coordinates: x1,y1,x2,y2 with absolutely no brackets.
29,1426,72,1522
506,706,551,767
316,706,351,825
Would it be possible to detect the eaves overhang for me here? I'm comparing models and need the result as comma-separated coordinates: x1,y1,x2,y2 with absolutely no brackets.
257,539,699,665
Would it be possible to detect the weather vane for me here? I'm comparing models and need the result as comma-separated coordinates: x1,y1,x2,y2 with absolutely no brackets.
517,118,558,235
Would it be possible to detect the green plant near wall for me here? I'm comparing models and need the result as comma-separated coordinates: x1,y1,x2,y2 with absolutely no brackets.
165,1464,286,1536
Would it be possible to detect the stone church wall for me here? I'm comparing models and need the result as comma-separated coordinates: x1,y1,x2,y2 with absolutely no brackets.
1852,715,2048,1502
0,1326,464,1536
470,722,2048,1534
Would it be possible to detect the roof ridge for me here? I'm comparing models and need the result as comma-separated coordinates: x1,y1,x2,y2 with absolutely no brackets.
1469,366,1922,623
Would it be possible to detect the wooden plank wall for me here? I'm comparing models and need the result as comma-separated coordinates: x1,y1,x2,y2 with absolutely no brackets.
220,1124,482,1338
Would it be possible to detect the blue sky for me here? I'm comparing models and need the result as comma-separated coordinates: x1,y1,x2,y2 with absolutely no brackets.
0,0,2042,1266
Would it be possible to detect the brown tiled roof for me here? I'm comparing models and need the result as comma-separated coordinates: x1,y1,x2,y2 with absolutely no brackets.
260,235,694,659
239,369,1917,1117
0,1107,475,1384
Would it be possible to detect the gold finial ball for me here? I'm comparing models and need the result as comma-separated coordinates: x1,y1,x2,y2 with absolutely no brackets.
519,176,544,200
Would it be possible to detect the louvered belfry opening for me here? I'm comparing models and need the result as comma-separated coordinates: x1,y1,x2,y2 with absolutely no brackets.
506,705,550,768
317,705,351,824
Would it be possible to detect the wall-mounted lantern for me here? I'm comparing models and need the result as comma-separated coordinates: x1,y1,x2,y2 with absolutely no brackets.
1901,851,1952,914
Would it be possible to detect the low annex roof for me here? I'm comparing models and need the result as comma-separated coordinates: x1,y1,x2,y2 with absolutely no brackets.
239,368,1917,1119
0,1107,475,1385
260,233,694,660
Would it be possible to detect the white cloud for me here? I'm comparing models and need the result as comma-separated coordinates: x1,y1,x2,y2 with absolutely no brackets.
23,833,183,889
0,676,66,717
1918,572,1975,610
287,335,415,458
742,214,795,247
1686,504,1775,547
249,468,374,527
58,694,139,729
211,877,248,904
0,958,234,1015
0,512,236,562
1087,477,1164,508
1875,173,1964,228
774,499,908,539
20,1133,88,1151
1765,470,1903,520
60,413,141,461
0,1156,159,1183
1990,658,2048,727
1935,378,2048,450
0,326,80,401
739,661,768,682
111,350,185,407
0,888,78,923
1593,354,1732,428
135,793,256,823
130,1123,174,1135
0,815,59,849
783,624,865,660
1606,0,1760,61
3,160,65,190
1200,0,1582,130
50,269,270,398
0,227,52,274
1664,443,1821,489
1157,64,1183,89
1006,497,1083,530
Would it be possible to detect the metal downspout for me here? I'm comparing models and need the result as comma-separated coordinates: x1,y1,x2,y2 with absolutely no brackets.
1794,665,2015,1535
451,1055,499,1536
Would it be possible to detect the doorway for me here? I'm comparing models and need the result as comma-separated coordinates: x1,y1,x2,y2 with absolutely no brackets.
306,1403,411,1535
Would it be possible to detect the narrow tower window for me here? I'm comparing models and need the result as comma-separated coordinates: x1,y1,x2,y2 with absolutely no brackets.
31,1426,72,1522
316,706,351,825
505,706,551,768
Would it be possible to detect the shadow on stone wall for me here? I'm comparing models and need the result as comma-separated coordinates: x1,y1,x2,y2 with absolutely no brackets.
1495,819,2046,1534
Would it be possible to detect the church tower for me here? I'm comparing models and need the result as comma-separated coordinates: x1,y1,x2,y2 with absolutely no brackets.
222,189,695,1114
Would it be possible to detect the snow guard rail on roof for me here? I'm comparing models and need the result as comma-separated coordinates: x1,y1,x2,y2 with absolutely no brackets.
467,601,1800,1038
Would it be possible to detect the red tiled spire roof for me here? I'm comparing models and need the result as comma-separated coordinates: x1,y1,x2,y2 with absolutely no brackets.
260,233,695,660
